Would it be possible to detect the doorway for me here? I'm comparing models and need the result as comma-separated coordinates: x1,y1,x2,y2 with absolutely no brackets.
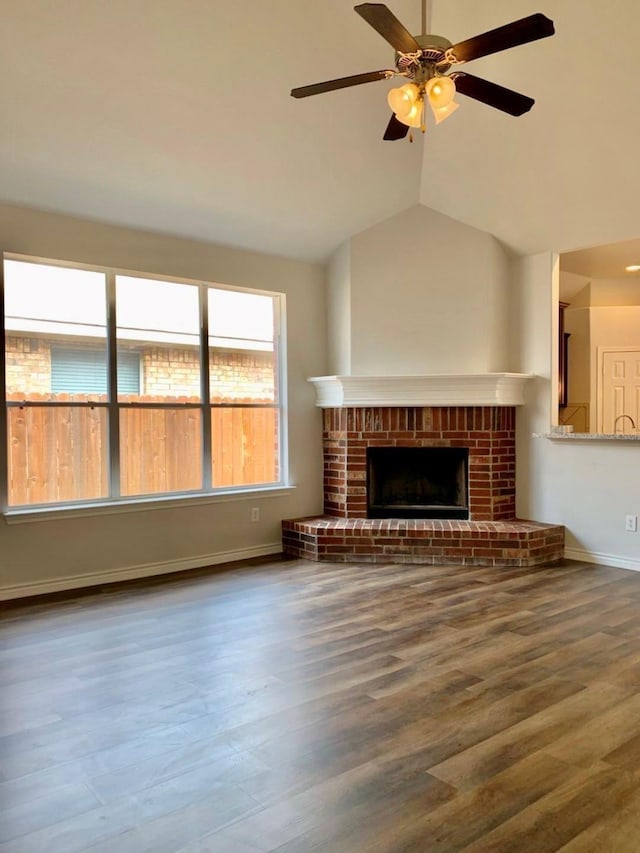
598,348,640,433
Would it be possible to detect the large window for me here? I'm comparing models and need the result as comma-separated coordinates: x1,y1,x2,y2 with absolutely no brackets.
2,256,285,509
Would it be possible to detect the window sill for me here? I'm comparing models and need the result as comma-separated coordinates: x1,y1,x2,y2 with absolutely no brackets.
3,485,296,524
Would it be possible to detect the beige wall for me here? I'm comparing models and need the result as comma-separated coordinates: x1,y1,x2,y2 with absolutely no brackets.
588,279,640,307
0,203,327,596
326,240,351,376
336,205,513,376
590,306,640,349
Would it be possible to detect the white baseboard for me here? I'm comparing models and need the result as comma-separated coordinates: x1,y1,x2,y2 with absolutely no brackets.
564,547,640,573
6,543,636,601
0,543,283,601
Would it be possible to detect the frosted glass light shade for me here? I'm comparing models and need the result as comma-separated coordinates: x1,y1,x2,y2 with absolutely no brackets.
400,83,419,99
387,83,419,119
426,75,456,108
431,99,459,124
387,87,410,117
396,100,423,128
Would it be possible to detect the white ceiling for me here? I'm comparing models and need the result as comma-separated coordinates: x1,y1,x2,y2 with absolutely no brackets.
2,1,640,263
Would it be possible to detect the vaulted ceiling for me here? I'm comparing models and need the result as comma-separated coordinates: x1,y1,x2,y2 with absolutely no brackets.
2,1,640,262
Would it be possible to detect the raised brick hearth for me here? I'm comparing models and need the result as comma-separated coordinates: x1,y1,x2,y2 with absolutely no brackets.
283,401,564,566
282,518,565,567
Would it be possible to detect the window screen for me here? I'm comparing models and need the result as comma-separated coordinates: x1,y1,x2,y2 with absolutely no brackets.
51,347,140,395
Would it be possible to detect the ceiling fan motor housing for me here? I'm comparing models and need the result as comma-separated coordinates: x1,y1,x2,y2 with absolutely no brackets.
395,33,452,79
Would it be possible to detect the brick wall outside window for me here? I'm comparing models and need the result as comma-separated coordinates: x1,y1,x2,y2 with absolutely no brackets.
142,346,275,400
5,336,51,393
5,336,275,400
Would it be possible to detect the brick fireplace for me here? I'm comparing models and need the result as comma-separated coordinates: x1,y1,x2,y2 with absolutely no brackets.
282,375,564,567
323,405,515,521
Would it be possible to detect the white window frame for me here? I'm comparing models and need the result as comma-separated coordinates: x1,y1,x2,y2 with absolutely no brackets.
0,253,290,519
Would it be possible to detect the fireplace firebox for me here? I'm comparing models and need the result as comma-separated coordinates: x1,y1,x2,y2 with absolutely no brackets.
367,446,469,520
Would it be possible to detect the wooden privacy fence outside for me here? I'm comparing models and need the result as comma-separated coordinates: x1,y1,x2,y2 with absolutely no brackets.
6,393,278,505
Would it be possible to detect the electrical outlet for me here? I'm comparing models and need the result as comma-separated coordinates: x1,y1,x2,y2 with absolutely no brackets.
251,507,260,522
625,514,637,532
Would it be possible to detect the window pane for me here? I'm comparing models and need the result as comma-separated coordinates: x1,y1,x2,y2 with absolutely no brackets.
116,276,200,402
7,406,108,506
208,289,274,343
120,408,202,496
4,260,107,402
211,407,279,487
208,289,277,402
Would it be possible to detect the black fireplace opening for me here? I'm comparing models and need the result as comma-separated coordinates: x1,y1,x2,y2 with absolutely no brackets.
367,446,469,520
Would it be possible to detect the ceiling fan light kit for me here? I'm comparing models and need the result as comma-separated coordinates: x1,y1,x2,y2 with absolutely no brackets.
291,3,555,141
386,73,458,132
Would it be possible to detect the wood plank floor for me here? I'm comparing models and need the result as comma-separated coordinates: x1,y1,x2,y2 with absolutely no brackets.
3,556,640,851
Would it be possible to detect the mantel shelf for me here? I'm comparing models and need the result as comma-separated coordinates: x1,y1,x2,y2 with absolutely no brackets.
307,374,533,408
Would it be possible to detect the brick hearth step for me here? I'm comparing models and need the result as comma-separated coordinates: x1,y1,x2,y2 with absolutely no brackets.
282,517,564,567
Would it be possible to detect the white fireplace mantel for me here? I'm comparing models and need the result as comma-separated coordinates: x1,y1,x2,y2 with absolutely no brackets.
307,374,534,408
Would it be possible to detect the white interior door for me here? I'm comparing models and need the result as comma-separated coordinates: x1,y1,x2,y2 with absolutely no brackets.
600,349,640,433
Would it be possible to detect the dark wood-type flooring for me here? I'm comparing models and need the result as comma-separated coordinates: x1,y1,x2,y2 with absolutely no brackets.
4,556,640,851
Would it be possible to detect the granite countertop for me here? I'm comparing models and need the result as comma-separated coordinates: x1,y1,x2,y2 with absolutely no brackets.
546,432,640,441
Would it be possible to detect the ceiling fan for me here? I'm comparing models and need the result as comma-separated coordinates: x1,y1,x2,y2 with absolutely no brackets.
291,2,555,141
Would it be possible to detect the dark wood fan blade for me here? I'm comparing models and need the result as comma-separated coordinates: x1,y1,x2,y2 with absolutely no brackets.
383,113,409,140
448,13,554,64
354,3,420,53
291,69,391,98
453,72,534,116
